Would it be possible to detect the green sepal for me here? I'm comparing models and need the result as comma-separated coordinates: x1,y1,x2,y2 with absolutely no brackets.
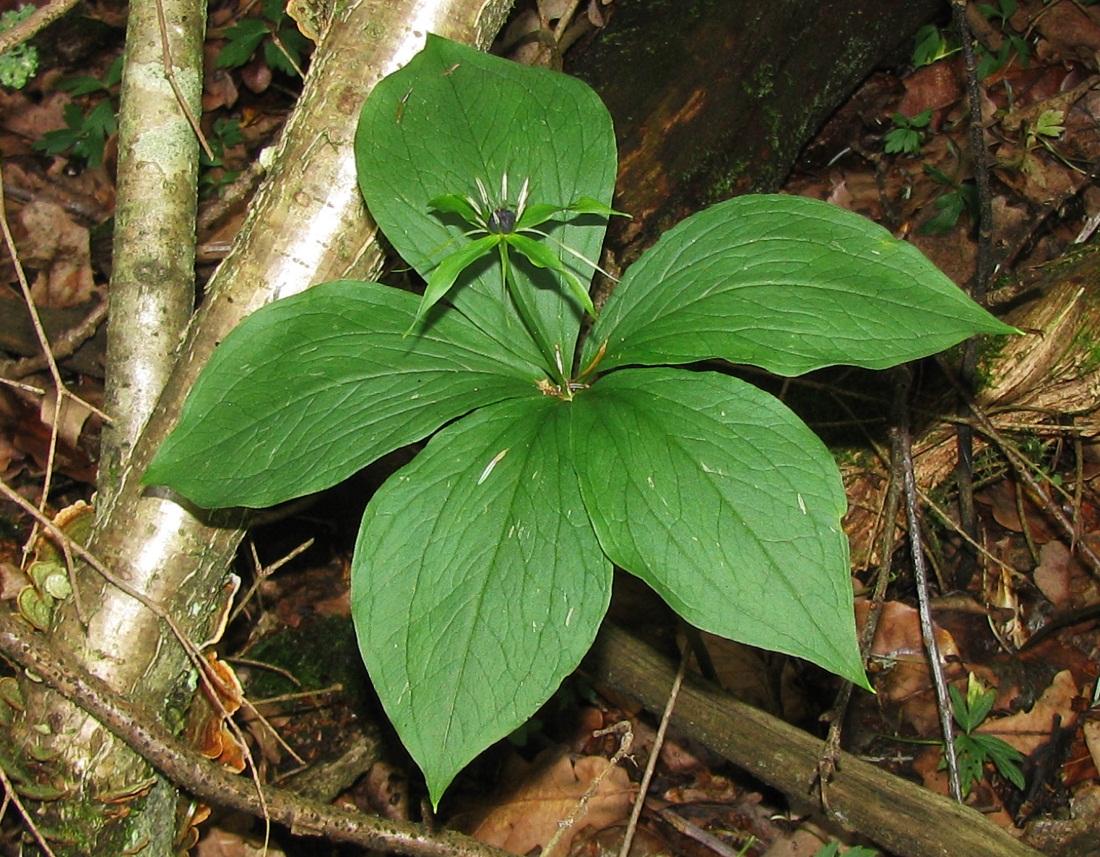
507,233,597,317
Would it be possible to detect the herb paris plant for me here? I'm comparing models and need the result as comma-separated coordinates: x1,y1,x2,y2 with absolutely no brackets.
145,36,1016,805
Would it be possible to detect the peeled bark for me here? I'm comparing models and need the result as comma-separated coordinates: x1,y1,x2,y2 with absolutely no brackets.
9,1,512,852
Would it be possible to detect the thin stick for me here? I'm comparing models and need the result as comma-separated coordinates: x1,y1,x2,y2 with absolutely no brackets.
900,417,963,801
815,368,910,807
951,0,996,592
656,806,747,857
0,610,512,857
154,0,215,161
544,720,633,857
0,760,59,857
0,0,82,56
618,645,688,857
7,297,108,380
0,158,106,590
0,476,271,831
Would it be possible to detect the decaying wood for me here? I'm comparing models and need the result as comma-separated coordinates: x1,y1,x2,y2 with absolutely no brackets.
572,0,943,260
859,245,1100,510
589,624,1044,857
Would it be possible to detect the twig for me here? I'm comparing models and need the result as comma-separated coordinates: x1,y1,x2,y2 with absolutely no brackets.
815,368,911,807
936,356,1100,580
154,0,214,161
951,0,996,591
0,0,82,56
0,610,512,857
545,720,633,857
0,477,272,832
952,0,995,301
229,537,315,626
0,158,108,576
656,805,747,857
619,646,688,857
0,760,59,857
899,403,963,801
6,297,108,380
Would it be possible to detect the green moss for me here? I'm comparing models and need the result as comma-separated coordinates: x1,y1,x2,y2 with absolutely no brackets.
245,615,370,705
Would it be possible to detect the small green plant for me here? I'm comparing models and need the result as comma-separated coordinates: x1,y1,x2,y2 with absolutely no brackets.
199,116,245,197
920,164,978,235
976,0,1031,78
911,1,1030,79
145,36,1015,804
884,109,932,155
812,844,878,857
943,673,1026,796
0,5,38,89
33,57,122,167
217,0,310,78
912,23,955,68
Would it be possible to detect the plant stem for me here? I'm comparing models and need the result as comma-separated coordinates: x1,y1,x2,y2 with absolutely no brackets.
501,243,568,386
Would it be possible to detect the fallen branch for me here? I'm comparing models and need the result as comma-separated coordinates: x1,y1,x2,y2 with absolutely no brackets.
587,624,1043,857
0,609,510,857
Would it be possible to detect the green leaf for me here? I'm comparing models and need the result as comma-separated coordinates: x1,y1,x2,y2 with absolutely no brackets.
217,19,268,69
965,674,996,728
571,367,866,685
356,35,617,368
974,735,1025,788
417,234,500,329
584,195,1016,377
145,280,542,508
352,395,612,805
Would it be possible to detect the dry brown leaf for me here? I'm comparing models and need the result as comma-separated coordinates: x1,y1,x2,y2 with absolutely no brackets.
1033,540,1100,612
38,389,93,450
976,669,1081,756
18,200,95,308
1083,718,1100,775
464,748,634,857
857,600,963,733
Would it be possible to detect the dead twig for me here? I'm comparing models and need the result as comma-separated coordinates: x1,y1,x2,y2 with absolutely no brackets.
0,610,512,857
545,719,633,857
0,159,108,607
0,760,59,857
951,0,997,592
898,371,963,802
154,0,214,161
0,477,273,837
5,297,108,380
618,645,688,857
0,0,82,57
815,367,911,807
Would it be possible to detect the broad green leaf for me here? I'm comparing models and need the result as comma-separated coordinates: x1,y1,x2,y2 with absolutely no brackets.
145,280,542,509
356,35,617,368
353,395,612,805
583,195,1016,376
571,367,866,685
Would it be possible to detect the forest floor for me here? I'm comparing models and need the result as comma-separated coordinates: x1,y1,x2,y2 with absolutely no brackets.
1,0,1099,855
